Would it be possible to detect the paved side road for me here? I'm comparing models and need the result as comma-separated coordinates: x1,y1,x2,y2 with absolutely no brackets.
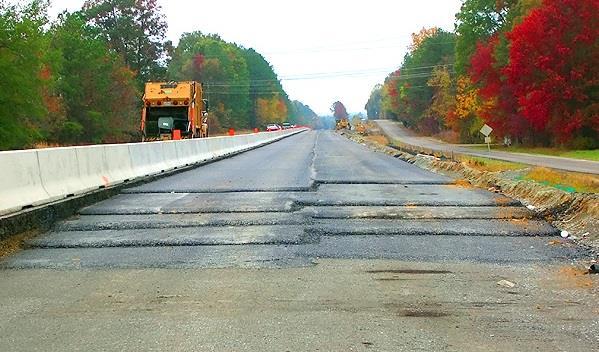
1,131,597,351
375,119,599,174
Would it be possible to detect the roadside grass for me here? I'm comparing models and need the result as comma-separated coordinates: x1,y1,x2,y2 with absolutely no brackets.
462,156,528,172
462,156,599,193
365,134,390,146
560,150,599,161
522,167,599,194
469,145,599,162
360,130,599,194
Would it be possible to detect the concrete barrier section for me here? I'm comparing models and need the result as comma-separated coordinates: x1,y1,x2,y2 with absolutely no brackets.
0,150,50,215
74,145,112,193
0,128,307,216
37,147,86,202
174,140,197,167
128,141,167,177
102,144,135,184
160,141,179,171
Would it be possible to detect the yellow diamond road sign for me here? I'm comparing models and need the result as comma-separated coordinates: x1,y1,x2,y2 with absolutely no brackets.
480,124,493,137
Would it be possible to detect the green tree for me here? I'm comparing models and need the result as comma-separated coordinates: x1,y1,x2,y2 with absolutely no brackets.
169,32,252,130
424,65,456,133
0,0,53,149
383,30,455,132
51,11,138,144
242,48,290,127
289,100,318,126
83,0,168,84
454,0,516,74
365,84,383,119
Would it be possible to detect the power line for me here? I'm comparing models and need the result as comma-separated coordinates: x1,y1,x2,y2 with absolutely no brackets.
200,63,455,87
192,40,456,60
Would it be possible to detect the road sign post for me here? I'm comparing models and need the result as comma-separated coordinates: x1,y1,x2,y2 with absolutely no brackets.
480,124,493,152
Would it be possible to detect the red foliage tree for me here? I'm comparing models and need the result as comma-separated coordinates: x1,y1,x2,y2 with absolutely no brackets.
193,53,205,71
331,101,349,120
469,36,531,141
505,0,599,144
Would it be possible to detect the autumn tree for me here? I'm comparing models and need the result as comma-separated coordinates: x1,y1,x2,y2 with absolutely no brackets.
454,0,517,74
381,30,455,132
331,101,349,121
425,65,455,134
449,76,484,142
256,96,287,125
458,0,542,143
242,48,290,127
469,36,514,139
504,0,599,147
83,0,168,84
409,27,438,52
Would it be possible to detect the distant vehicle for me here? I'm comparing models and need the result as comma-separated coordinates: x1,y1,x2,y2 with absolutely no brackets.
266,124,281,131
141,81,209,141
281,122,292,129
336,118,349,130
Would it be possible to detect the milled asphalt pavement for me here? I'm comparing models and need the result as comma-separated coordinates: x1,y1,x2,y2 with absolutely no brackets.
1,130,597,351
375,119,599,174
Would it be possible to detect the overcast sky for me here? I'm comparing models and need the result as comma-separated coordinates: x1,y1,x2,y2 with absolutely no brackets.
48,0,462,115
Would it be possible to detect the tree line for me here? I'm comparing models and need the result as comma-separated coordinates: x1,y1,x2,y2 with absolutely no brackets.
365,0,598,148
0,0,315,150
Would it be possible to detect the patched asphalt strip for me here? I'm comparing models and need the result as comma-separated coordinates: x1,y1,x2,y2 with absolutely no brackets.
307,219,559,237
26,226,316,248
2,245,314,269
305,206,535,220
55,212,310,231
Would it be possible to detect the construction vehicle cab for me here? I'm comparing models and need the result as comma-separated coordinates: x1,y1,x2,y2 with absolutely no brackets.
335,118,350,130
141,81,208,141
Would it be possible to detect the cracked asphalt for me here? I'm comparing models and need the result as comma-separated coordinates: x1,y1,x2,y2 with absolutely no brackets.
1,130,597,351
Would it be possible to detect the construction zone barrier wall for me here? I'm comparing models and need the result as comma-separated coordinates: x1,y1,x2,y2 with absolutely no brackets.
0,128,307,216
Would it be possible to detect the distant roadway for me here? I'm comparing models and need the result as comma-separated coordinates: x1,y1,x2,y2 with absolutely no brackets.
1,131,596,351
375,119,599,175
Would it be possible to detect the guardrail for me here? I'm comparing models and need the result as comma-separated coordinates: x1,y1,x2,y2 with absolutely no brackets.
0,128,307,216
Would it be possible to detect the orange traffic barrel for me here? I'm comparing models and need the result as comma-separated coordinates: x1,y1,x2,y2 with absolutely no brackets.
228,128,235,136
172,130,181,140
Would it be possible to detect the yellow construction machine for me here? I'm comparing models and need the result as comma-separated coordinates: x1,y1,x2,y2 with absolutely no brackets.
141,81,208,141
335,118,350,130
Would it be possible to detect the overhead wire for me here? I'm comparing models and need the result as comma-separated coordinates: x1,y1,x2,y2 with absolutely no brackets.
201,63,455,88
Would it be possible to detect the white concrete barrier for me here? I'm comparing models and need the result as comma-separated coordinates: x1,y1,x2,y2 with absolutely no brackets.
174,139,197,167
128,141,166,177
0,150,50,215
74,145,111,193
37,147,86,201
103,144,135,184
193,139,212,163
160,141,179,171
0,128,307,216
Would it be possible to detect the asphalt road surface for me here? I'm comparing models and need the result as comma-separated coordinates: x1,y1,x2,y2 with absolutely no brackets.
375,119,599,175
1,131,597,351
